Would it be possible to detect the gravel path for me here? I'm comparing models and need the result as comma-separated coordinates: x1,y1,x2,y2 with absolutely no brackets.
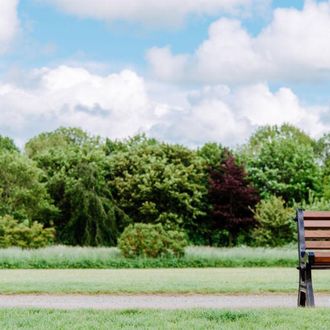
0,294,330,309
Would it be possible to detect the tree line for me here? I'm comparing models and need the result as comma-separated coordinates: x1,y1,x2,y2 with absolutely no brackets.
0,124,329,247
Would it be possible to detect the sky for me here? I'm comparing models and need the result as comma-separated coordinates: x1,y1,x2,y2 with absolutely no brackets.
0,0,330,148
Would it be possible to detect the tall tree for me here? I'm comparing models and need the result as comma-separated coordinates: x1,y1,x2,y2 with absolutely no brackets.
208,152,260,246
106,135,208,237
25,128,128,246
240,124,321,204
0,152,58,224
0,135,19,154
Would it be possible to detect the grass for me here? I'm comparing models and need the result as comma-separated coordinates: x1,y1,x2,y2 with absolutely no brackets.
0,267,329,294
1,309,330,329
0,245,297,268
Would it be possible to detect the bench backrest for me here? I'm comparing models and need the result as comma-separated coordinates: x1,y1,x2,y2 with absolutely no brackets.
296,210,330,254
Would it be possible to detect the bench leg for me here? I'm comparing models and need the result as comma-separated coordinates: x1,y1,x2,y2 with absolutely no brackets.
298,267,315,307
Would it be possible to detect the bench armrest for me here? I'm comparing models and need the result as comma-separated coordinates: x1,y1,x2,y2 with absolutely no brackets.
300,250,315,266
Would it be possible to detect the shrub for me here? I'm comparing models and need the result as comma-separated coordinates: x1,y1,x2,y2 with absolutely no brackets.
0,215,55,248
118,223,188,258
252,196,295,247
298,190,330,211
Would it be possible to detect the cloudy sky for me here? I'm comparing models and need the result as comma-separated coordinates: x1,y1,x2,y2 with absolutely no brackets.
1,0,330,147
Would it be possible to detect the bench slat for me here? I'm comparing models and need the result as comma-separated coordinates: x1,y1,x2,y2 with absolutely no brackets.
314,252,330,264
304,211,330,220
306,241,330,249
304,221,330,228
305,230,330,238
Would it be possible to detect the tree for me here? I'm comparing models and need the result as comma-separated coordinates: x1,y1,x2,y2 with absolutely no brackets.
197,142,225,168
25,128,128,246
314,133,330,200
25,127,101,158
106,135,208,238
241,124,321,204
0,135,19,154
244,124,316,154
208,151,260,246
0,152,58,224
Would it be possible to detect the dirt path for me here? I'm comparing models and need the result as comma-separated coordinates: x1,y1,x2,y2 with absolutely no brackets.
0,294,330,309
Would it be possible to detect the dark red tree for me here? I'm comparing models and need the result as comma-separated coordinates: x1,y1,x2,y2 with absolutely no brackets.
208,152,260,246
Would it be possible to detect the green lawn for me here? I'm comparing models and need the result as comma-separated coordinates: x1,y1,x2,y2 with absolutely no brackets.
0,245,297,268
1,309,330,329
0,268,328,294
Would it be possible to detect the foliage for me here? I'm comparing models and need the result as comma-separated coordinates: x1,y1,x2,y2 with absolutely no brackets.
107,136,207,237
25,128,129,246
0,135,19,153
248,123,316,149
315,133,330,165
208,151,260,246
196,142,224,168
118,223,188,258
298,190,330,211
316,134,330,199
252,196,295,247
0,215,55,248
25,127,101,158
0,151,58,223
241,124,321,204
0,124,322,248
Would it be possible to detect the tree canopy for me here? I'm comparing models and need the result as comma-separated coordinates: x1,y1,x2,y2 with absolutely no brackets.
106,135,208,236
0,123,323,248
241,124,321,203
25,128,128,246
208,151,260,246
0,152,58,223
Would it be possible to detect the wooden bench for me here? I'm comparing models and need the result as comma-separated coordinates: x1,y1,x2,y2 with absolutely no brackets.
295,209,330,307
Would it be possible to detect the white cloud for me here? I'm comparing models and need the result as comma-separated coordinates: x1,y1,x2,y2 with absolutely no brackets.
0,66,158,144
0,66,327,148
147,1,330,83
233,84,325,134
149,83,327,147
0,0,19,53
146,47,189,82
40,0,269,27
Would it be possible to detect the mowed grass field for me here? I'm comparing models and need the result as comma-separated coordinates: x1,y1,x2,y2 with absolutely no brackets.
0,268,329,294
1,308,330,329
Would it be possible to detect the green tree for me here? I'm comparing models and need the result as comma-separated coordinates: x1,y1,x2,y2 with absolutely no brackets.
25,128,128,246
106,135,207,238
241,124,321,204
0,151,58,224
315,133,330,200
197,142,225,168
0,135,19,153
25,127,102,158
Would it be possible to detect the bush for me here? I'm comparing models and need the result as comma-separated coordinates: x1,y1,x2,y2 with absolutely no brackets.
118,223,188,258
0,215,55,248
298,190,330,211
252,196,295,247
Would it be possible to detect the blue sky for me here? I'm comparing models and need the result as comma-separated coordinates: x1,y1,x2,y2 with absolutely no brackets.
0,0,330,147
